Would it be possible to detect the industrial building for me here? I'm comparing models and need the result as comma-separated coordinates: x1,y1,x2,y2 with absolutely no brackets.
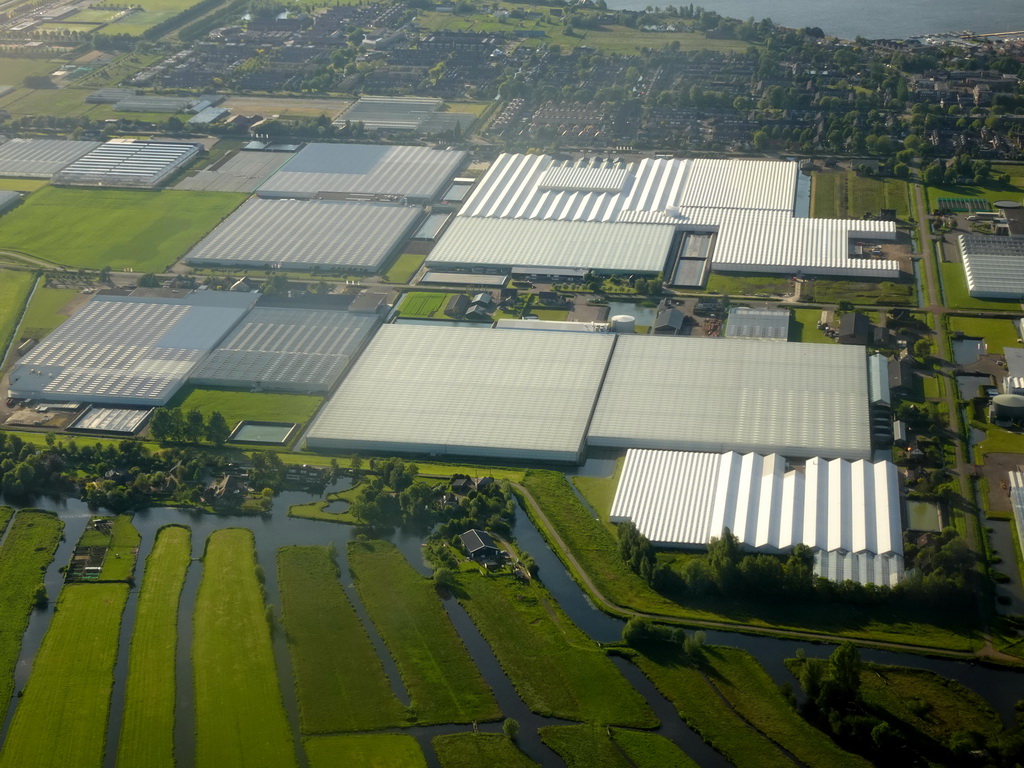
425,153,898,279
334,96,475,134
958,234,1024,299
68,407,152,435
8,292,256,406
0,138,101,178
257,143,467,202
191,306,382,393
588,336,872,460
52,140,202,188
183,198,422,271
609,448,903,586
304,324,615,463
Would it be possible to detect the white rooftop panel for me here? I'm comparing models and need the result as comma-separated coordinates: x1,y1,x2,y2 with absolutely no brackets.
52,140,200,188
725,307,791,341
8,292,255,406
305,325,614,462
959,234,1024,298
589,336,872,460
0,138,101,178
184,198,421,271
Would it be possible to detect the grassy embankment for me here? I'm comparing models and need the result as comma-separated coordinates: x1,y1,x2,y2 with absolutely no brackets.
13,284,80,342
433,733,539,768
455,569,655,726
633,643,869,768
0,583,129,768
0,271,35,359
540,725,698,768
0,510,63,713
304,734,426,768
116,526,191,768
0,187,246,273
278,546,407,733
571,457,624,521
383,253,426,284
193,529,297,768
169,385,322,429
348,539,499,725
522,470,979,651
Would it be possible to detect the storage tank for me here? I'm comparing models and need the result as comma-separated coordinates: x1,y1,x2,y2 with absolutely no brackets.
610,314,635,334
992,393,1024,420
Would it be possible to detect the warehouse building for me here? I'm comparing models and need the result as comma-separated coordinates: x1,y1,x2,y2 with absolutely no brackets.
0,138,101,178
183,198,422,271
8,292,256,406
958,234,1024,299
425,153,898,279
52,140,201,188
609,448,903,585
335,96,475,133
724,307,791,341
191,306,382,393
304,324,615,463
257,143,467,203
588,336,872,460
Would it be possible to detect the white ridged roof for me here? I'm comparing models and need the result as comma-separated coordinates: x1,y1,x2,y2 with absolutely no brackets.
814,551,904,587
868,353,891,406
609,448,903,584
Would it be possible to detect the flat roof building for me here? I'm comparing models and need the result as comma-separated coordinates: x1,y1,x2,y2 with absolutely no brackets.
0,138,101,178
183,198,422,272
9,292,255,406
335,96,475,134
52,140,201,188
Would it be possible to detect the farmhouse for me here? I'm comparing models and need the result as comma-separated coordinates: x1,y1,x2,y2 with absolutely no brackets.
460,529,501,561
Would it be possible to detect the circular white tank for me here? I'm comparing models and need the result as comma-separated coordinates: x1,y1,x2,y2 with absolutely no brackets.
610,314,636,334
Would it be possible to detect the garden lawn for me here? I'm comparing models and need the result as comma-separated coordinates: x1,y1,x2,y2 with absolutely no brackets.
304,734,426,768
0,270,34,359
13,284,78,341
455,570,655,726
278,546,407,733
0,187,245,272
790,308,832,343
384,253,425,284
117,526,191,768
700,647,869,768
433,733,539,768
0,583,128,768
540,725,697,768
193,529,296,768
169,386,322,428
348,539,499,725
0,510,63,714
947,316,1020,356
99,514,141,581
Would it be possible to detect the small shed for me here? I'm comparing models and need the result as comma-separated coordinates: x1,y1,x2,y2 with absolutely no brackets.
838,312,871,345
460,529,501,561
471,292,494,307
444,293,470,317
654,308,685,335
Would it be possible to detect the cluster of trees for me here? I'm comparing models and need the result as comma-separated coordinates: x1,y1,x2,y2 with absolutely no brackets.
0,432,72,499
923,155,1008,187
621,616,706,657
149,407,231,445
619,522,658,585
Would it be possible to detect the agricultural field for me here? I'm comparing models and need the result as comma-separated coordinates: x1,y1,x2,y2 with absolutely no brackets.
117,526,191,768
99,515,141,581
0,583,129,768
0,57,56,86
433,733,539,768
812,171,911,220
348,539,499,725
0,510,64,714
304,734,426,768
396,291,455,318
169,386,323,428
193,529,297,768
540,725,697,768
0,187,246,273
455,570,656,726
808,277,914,306
0,270,35,360
278,546,408,733
13,284,81,342
102,0,214,35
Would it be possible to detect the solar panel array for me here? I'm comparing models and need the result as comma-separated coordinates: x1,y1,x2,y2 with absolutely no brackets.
53,140,201,188
0,138,101,178
184,198,422,271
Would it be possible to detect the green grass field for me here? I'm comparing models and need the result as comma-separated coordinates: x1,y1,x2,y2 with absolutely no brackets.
288,499,360,524
0,187,245,273
925,177,1024,210
348,539,499,725
433,733,539,768
304,734,426,768
809,278,915,306
812,172,841,217
0,583,129,768
12,283,80,342
99,515,141,581
947,316,1020,356
0,57,55,86
384,253,426,284
278,546,408,733
397,291,454,318
169,386,322,429
102,0,216,34
0,270,35,360
571,456,624,521
705,273,793,297
847,175,911,221
194,529,297,768
0,510,63,715
117,526,191,768
790,308,833,343
0,179,48,192
455,570,655,726
540,725,697,768
937,259,1019,311
0,507,12,536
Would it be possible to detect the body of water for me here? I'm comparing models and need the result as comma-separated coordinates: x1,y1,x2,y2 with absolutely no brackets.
607,0,1024,41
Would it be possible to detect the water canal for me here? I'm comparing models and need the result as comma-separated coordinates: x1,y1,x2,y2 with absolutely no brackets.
2,487,1023,767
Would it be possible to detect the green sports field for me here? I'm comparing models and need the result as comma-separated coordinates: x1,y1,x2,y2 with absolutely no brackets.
0,187,246,273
